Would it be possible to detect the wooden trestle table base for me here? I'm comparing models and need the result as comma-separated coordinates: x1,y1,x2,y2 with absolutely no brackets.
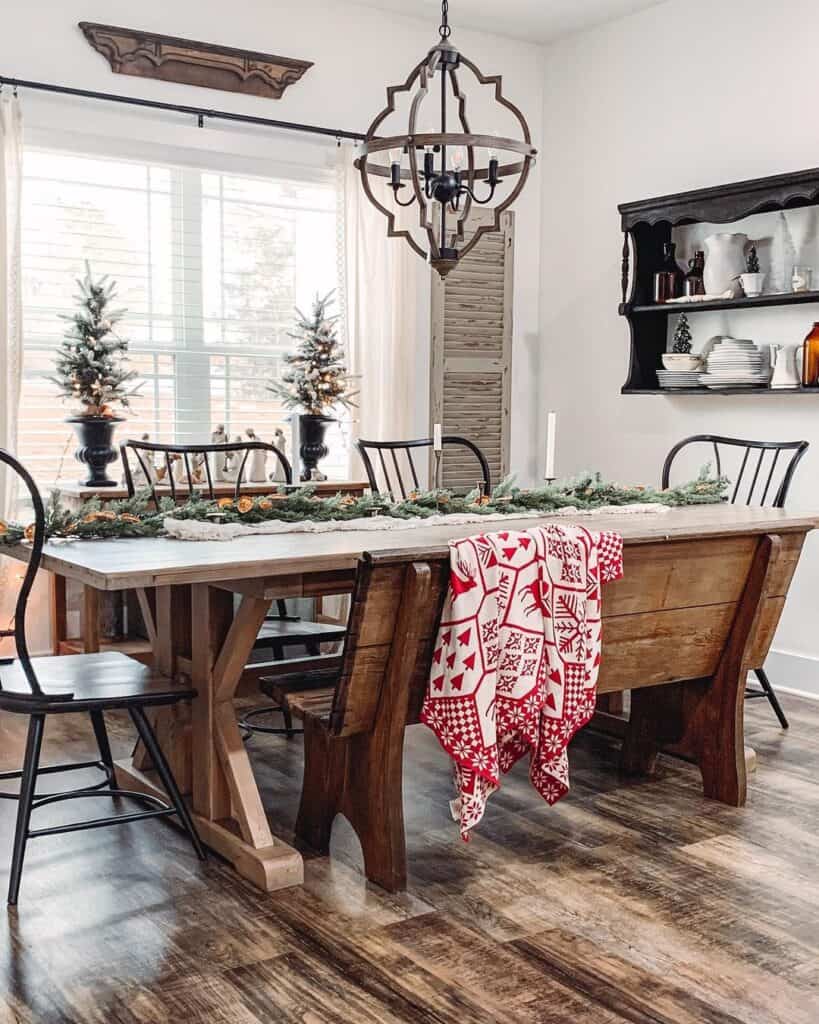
7,505,816,891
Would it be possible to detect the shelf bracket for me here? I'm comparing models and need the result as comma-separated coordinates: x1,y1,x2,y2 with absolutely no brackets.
621,232,630,306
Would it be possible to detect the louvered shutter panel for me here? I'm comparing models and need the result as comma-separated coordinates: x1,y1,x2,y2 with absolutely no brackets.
429,210,513,491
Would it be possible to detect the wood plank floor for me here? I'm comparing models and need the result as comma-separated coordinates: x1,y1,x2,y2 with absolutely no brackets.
0,692,818,1023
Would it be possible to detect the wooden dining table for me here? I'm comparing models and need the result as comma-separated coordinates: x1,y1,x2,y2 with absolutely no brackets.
6,503,818,892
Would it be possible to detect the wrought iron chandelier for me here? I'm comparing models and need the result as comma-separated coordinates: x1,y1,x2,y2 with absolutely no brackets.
356,0,537,278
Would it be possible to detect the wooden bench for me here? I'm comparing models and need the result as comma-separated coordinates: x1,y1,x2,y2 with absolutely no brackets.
267,529,802,892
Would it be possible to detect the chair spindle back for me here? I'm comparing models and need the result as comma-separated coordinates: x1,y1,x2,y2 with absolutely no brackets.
120,439,292,509
662,434,808,508
356,436,491,499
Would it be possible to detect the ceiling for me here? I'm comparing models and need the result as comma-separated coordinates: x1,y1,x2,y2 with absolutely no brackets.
355,0,666,45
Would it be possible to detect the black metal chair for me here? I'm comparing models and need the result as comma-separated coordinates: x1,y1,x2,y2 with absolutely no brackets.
662,434,809,729
0,448,205,904
119,437,293,509
356,435,491,499
120,438,346,738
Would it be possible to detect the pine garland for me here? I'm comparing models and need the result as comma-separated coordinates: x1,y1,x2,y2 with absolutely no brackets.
0,469,727,546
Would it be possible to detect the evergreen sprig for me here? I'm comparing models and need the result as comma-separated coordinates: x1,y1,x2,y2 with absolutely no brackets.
672,312,693,354
0,470,728,545
50,262,142,415
268,291,357,415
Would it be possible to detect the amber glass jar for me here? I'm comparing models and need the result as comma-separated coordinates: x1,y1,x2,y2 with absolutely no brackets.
801,322,819,387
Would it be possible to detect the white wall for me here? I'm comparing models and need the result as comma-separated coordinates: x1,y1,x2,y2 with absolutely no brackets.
540,0,819,691
1,0,544,480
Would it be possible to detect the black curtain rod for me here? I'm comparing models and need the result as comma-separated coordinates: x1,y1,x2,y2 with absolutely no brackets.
0,74,367,142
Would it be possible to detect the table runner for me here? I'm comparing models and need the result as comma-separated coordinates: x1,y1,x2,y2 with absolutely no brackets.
162,503,662,541
421,524,623,838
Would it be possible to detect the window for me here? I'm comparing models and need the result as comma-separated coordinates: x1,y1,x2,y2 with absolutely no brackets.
19,147,348,486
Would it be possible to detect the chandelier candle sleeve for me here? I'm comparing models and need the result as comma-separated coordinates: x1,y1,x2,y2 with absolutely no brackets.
545,412,556,480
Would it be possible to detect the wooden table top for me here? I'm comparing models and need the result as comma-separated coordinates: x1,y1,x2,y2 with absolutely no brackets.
8,504,819,592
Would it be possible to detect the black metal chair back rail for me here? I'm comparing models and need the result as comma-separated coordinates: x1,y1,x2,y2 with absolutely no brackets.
662,435,808,509
662,434,810,730
120,438,293,509
356,435,491,499
0,447,205,904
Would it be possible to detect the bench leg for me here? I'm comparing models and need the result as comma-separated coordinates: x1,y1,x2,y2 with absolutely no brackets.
295,717,345,853
621,534,779,808
340,729,407,893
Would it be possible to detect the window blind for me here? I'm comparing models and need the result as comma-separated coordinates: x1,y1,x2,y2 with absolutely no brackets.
19,146,347,486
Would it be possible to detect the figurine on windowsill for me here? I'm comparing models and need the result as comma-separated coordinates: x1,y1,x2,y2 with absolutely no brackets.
211,423,228,481
246,428,268,482
271,429,288,484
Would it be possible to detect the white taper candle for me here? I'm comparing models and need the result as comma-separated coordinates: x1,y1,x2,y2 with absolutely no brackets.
545,411,556,480
433,423,443,452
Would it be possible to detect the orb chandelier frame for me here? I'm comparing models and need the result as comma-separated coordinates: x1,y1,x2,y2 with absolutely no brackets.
355,0,538,277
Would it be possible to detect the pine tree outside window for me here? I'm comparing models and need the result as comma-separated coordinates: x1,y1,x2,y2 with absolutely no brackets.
18,147,347,487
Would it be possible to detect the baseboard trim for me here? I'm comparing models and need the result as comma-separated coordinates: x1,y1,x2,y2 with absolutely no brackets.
759,649,819,701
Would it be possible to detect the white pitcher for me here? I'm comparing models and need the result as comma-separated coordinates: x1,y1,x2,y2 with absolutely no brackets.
769,344,802,389
704,233,748,297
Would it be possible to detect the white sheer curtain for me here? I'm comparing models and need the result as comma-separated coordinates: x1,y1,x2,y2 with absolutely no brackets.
336,143,423,473
0,93,23,515
0,93,23,644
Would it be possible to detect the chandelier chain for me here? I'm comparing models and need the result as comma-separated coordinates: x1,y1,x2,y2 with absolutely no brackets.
439,0,451,39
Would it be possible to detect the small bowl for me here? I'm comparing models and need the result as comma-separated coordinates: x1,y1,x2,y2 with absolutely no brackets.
662,353,702,371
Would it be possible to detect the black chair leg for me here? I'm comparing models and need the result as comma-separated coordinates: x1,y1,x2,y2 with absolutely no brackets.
753,668,789,729
128,707,206,861
89,710,115,776
8,715,45,906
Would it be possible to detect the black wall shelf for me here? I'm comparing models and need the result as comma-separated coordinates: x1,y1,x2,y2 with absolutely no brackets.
623,387,819,396
625,289,819,317
617,166,819,394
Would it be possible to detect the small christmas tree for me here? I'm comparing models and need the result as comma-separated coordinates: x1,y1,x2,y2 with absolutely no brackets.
268,291,357,415
672,312,693,353
746,245,760,273
50,262,141,416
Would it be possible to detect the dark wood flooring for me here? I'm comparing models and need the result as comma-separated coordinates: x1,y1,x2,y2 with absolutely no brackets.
0,692,818,1023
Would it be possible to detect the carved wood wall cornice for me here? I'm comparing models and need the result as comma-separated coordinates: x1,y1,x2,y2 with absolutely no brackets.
78,22,313,100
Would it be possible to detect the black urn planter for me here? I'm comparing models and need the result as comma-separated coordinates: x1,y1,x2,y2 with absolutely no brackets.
298,413,334,482
68,415,124,487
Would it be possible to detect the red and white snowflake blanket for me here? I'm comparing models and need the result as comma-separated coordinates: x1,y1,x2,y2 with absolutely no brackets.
420,524,624,839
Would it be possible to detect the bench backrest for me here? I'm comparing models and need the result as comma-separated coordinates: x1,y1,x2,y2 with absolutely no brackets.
328,548,451,737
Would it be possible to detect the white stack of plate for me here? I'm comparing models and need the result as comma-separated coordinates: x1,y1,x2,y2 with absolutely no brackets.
699,338,769,389
656,369,703,389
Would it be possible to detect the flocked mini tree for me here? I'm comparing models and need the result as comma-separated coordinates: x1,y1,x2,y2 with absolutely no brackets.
268,291,357,415
672,312,693,354
50,262,141,416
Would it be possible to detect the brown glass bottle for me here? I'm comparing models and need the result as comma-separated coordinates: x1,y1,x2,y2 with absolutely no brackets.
801,322,819,387
684,251,706,296
653,243,684,303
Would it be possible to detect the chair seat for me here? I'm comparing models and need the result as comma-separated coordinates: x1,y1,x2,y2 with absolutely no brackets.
260,668,339,725
278,687,336,723
255,619,347,648
260,667,339,700
0,652,195,714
